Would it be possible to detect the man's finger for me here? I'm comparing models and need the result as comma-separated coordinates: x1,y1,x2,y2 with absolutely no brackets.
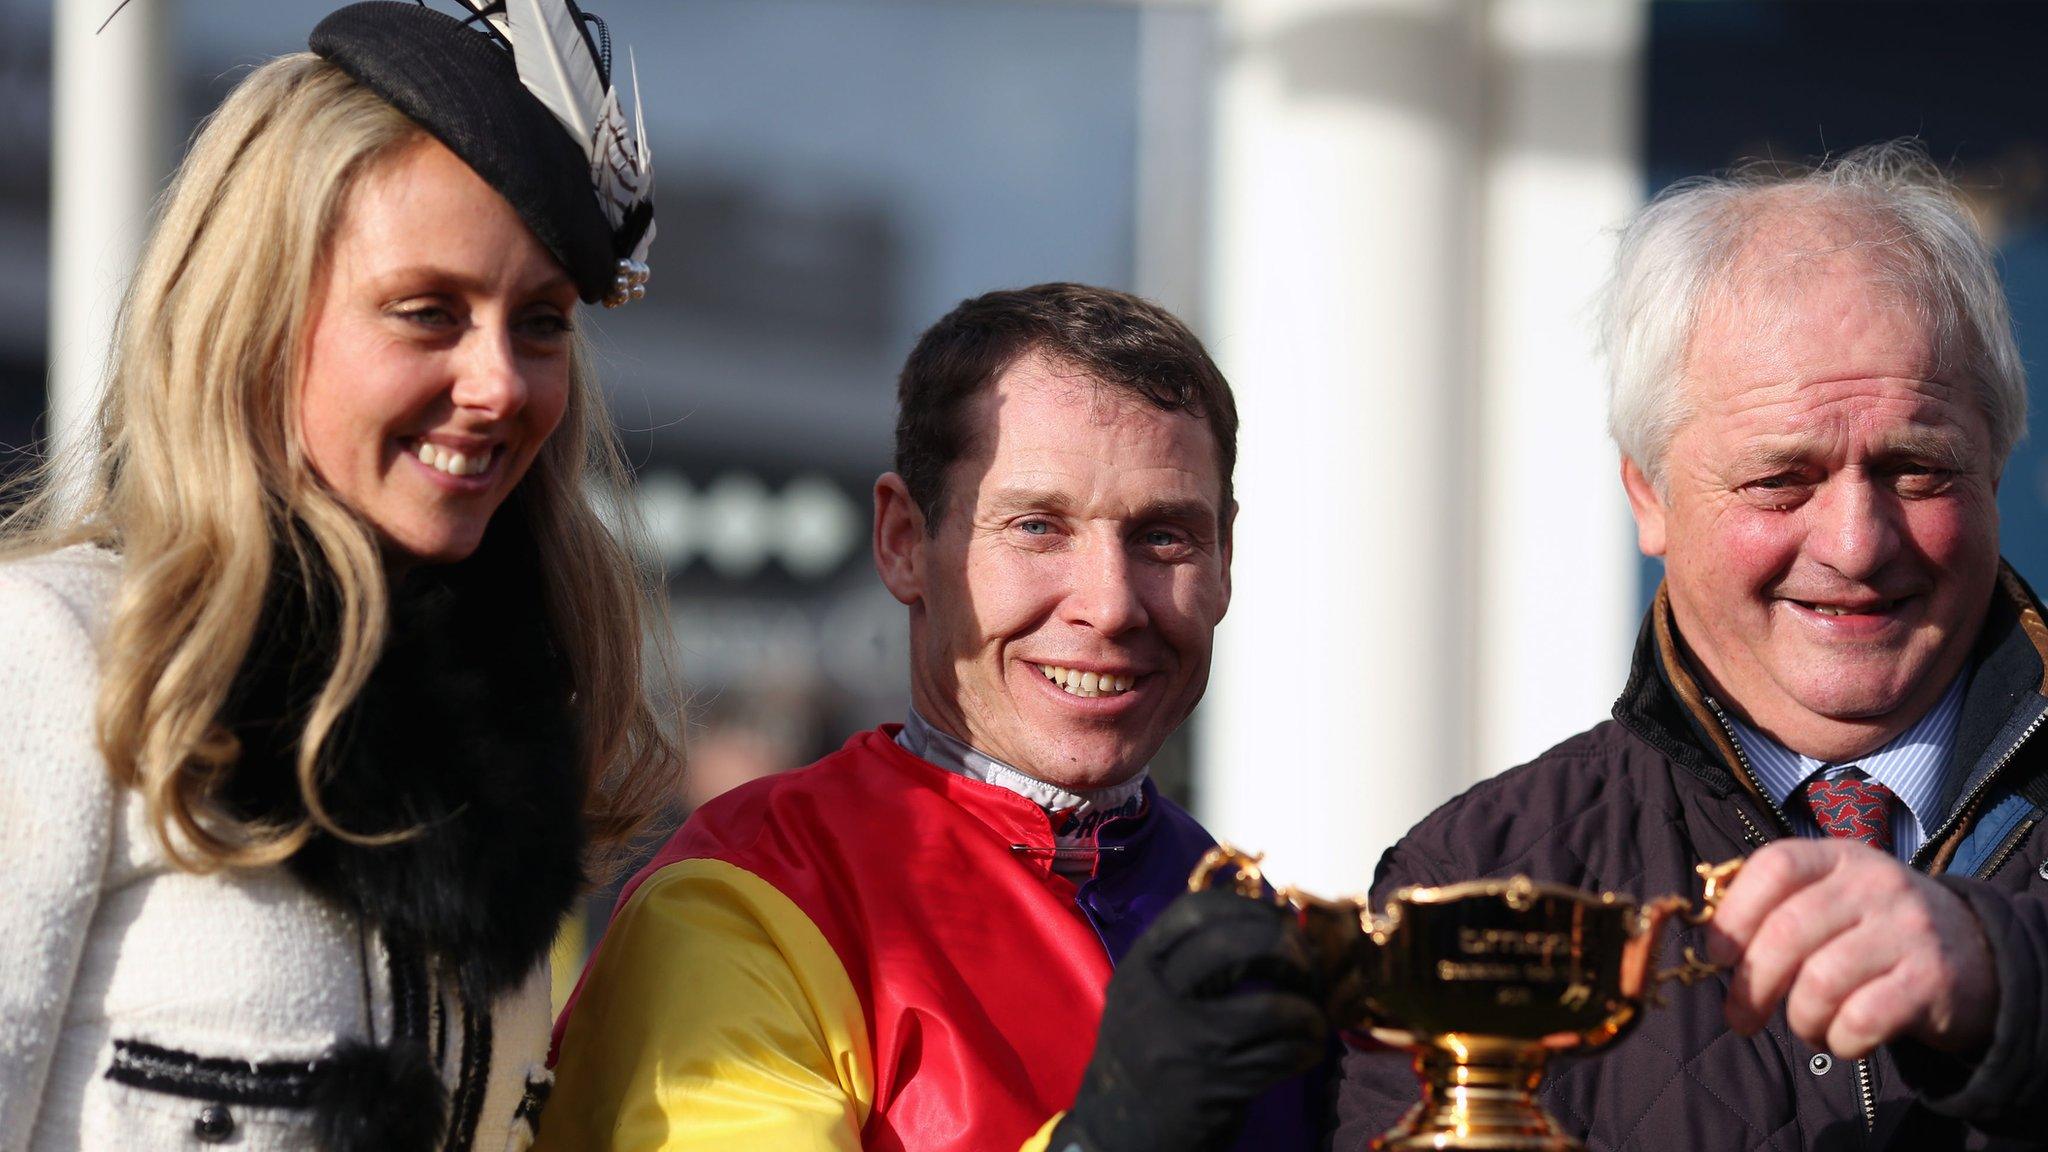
1720,867,1864,1034
1818,961,1929,1059
1705,840,1844,965
1779,920,1907,1049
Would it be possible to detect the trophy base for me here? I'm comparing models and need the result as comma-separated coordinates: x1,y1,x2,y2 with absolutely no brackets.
1372,1043,1582,1152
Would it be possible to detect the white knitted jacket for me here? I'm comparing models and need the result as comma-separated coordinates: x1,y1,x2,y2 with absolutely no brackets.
0,547,553,1151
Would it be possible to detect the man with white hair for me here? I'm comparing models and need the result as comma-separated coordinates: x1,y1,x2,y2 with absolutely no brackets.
1336,143,2048,1149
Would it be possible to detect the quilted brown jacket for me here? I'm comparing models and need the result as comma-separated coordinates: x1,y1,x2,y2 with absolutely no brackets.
1334,567,2048,1151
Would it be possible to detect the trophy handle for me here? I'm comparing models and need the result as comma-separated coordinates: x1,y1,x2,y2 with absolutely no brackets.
1684,857,1744,925
1186,842,1375,928
1189,845,1384,1031
1647,857,1747,1002
1189,843,1272,901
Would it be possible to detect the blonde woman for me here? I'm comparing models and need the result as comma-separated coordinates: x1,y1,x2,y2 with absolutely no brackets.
0,3,674,1149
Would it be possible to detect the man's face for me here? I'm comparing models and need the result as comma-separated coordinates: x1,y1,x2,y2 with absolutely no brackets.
883,352,1233,791
1623,254,2002,758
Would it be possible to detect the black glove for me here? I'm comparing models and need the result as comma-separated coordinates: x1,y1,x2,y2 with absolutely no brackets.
1047,887,1330,1152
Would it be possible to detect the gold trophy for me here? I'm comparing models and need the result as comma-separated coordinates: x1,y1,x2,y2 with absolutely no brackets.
1189,847,1743,1151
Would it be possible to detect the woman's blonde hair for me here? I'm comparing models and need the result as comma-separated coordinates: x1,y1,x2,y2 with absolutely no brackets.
4,53,680,873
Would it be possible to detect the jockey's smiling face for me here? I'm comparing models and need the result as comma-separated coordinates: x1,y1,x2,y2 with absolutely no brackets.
876,351,1233,791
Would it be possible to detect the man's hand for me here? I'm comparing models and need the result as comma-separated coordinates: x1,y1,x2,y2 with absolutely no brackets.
1706,839,1999,1059
1048,888,1329,1152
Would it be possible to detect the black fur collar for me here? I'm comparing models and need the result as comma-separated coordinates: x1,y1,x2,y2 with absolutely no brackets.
220,510,585,1002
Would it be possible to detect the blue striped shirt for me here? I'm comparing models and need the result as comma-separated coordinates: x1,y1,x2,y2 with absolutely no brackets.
1721,675,1968,864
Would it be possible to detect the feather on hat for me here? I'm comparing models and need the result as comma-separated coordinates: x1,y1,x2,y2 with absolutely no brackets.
311,0,656,306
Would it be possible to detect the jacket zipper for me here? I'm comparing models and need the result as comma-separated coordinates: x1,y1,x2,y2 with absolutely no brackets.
1707,697,2047,1136
1978,815,2039,880
1730,804,1769,849
1869,710,2044,1133
1910,708,2048,871
1701,695,1796,839
1856,1060,1877,1134
1702,696,1876,1130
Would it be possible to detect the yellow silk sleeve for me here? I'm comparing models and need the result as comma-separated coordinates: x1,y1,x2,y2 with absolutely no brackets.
537,858,876,1151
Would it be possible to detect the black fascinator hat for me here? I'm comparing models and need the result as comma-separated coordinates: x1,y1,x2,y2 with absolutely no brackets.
311,1,655,307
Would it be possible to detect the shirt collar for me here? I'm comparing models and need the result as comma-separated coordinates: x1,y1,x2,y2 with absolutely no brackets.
894,706,1149,815
1722,672,1968,842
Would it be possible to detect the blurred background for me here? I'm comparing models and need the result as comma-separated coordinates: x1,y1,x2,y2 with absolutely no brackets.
7,0,2048,987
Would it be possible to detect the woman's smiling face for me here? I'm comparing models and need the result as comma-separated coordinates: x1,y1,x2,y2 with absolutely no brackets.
297,136,578,565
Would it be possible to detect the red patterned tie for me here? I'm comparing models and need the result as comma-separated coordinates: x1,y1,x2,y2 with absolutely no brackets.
1803,772,1895,853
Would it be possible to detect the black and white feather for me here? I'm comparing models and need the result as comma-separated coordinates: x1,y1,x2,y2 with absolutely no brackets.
455,0,656,305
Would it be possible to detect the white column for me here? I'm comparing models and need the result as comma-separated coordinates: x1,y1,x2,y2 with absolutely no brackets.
1196,0,1486,895
1473,2,1644,776
1132,3,1217,323
49,0,171,463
